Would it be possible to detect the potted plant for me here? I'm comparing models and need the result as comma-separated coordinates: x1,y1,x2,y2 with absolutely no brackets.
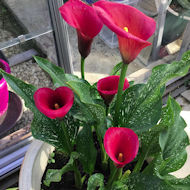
1,0,190,189
163,0,190,45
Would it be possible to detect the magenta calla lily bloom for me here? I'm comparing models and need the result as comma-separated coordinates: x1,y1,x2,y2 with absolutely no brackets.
104,127,139,168
59,0,103,58
34,87,74,119
97,75,129,105
0,59,11,73
0,59,10,117
93,0,156,64
0,78,9,117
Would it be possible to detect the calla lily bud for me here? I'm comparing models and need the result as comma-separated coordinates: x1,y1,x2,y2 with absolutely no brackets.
97,75,129,105
59,0,103,58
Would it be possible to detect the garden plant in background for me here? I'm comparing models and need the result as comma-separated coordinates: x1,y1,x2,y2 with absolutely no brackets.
1,0,190,189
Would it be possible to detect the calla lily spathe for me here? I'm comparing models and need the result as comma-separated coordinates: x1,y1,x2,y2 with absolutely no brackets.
59,0,103,58
0,59,10,117
93,0,156,64
97,75,129,105
0,78,9,117
104,127,139,168
0,59,11,73
34,87,74,119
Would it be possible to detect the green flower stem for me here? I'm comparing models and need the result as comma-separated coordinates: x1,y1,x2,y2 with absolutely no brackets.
81,56,85,80
74,161,82,189
106,166,123,189
60,121,72,153
60,121,82,189
106,105,109,116
133,146,150,173
114,63,128,126
94,125,108,169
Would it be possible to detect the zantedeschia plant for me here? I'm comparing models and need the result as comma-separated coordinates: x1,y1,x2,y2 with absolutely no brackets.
1,0,190,189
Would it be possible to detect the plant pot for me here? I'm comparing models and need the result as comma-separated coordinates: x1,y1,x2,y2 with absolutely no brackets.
19,111,190,190
19,140,55,190
162,3,190,45
0,91,23,137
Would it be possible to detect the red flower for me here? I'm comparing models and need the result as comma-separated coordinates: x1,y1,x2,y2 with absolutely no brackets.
0,78,9,117
104,127,139,168
59,0,103,58
34,87,74,119
97,75,129,105
0,59,11,73
0,59,10,117
93,1,156,64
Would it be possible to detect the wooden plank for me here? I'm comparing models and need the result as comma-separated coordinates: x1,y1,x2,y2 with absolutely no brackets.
0,125,31,152
0,144,30,169
8,49,38,66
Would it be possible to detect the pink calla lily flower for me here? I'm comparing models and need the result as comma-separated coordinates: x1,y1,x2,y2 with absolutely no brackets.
0,78,9,117
34,87,74,119
97,75,129,105
0,59,10,117
93,0,156,64
59,0,103,58
104,127,139,168
0,59,11,73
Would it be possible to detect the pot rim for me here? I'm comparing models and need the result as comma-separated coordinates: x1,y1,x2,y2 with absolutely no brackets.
19,139,55,190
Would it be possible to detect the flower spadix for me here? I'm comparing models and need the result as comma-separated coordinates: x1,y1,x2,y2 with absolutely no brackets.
59,0,103,58
34,87,74,119
0,59,10,117
97,75,129,105
93,0,156,64
104,127,139,168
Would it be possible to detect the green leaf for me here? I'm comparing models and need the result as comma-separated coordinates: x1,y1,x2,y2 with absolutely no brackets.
125,173,173,190
0,69,79,152
1,70,37,112
116,84,162,133
76,126,97,175
110,61,123,75
87,173,104,190
111,181,128,190
44,152,79,187
116,51,190,133
67,81,94,104
34,56,66,87
164,174,190,190
32,113,79,153
158,97,189,175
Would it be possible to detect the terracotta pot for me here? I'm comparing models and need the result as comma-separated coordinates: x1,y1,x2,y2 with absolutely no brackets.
19,111,190,190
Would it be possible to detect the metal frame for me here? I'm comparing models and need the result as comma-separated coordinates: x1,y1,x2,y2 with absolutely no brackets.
47,0,73,73
0,0,73,185
0,28,53,50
